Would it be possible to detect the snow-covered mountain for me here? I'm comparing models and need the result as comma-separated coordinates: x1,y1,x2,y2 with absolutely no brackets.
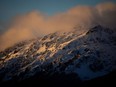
0,25,116,83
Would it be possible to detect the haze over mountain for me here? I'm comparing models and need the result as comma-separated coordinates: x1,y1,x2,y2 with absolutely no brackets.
0,1,116,87
0,2,116,51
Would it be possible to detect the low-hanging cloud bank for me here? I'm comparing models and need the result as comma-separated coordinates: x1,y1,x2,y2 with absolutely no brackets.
0,2,116,51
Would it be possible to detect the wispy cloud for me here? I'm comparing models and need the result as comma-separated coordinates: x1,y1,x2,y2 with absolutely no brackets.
0,2,116,51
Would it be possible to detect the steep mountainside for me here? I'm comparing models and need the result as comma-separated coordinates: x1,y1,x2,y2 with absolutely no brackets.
0,25,116,84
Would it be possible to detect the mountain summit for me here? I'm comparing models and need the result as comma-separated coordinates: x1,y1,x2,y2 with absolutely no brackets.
0,25,116,86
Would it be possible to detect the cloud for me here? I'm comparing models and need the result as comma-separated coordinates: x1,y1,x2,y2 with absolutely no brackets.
0,2,116,51
96,2,116,28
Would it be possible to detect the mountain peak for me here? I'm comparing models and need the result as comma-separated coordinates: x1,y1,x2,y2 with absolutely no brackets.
0,25,116,84
87,25,114,34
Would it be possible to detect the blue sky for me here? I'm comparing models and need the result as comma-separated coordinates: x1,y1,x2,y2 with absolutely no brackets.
0,0,116,22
